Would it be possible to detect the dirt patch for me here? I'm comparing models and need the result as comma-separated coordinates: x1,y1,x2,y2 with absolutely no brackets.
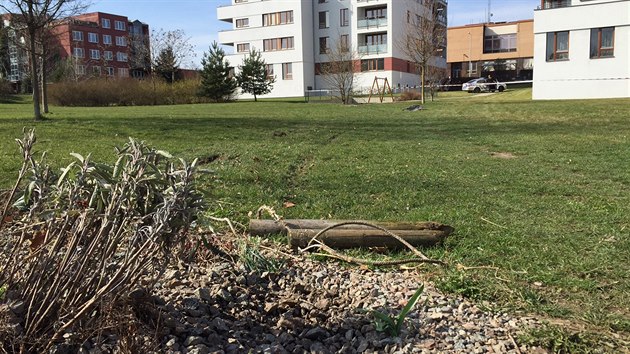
490,152,517,159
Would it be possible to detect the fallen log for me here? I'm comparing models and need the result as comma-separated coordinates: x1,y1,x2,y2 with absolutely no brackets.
248,219,454,249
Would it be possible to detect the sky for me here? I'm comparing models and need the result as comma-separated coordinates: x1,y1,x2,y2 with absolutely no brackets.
89,0,541,68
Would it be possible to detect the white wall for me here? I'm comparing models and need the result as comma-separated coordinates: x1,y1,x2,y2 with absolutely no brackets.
533,0,630,99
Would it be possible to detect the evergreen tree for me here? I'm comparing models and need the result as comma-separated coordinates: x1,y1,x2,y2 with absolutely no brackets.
154,46,178,83
236,49,274,101
198,41,236,102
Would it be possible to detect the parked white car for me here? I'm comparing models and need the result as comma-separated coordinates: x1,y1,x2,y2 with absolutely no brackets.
462,78,507,93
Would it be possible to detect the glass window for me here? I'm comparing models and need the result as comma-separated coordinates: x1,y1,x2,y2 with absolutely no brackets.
101,18,110,28
116,36,127,47
546,31,569,61
116,52,128,62
104,51,113,60
319,37,329,54
590,27,614,58
340,34,349,52
340,8,349,27
265,64,274,79
319,11,329,29
282,63,292,80
90,49,100,59
361,58,385,71
236,18,249,28
106,67,114,76
73,47,84,58
115,20,126,31
237,43,250,53
118,68,129,77
72,31,83,41
103,35,112,45
88,32,98,43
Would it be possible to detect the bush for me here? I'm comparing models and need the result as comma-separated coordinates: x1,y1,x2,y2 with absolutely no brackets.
0,130,205,352
397,91,423,102
48,77,212,106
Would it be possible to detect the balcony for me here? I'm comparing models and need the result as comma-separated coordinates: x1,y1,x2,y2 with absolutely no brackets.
357,17,387,29
541,0,571,9
358,44,387,55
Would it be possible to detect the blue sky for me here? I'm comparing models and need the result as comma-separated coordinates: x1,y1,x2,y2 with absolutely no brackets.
89,0,540,68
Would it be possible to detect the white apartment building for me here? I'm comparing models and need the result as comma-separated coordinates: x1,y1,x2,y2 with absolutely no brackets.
533,0,630,99
217,0,447,99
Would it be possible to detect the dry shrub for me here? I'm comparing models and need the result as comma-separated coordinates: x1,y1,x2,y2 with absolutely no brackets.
48,78,211,106
397,91,423,101
0,130,205,353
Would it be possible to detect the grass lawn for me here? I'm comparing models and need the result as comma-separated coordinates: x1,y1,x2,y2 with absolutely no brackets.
1,89,629,346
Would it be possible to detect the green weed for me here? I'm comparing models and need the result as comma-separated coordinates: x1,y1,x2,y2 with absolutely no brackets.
372,285,424,336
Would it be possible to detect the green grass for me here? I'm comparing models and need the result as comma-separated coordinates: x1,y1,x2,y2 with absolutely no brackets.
1,89,629,345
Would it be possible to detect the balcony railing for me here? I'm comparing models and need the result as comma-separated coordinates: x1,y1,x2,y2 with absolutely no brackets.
541,0,571,9
358,44,387,54
357,17,387,29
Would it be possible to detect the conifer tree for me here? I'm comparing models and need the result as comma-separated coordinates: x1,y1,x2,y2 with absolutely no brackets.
198,41,236,102
236,49,274,101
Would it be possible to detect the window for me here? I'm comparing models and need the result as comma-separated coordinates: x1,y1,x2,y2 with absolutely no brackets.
92,66,101,75
542,0,570,9
484,34,517,53
106,67,114,76
75,65,86,75
546,31,569,61
72,30,83,41
90,49,100,60
319,37,329,54
319,11,329,29
236,18,249,28
265,64,274,79
365,33,387,45
118,68,129,77
340,34,349,52
88,32,98,43
590,27,614,58
73,47,84,58
104,51,113,60
116,36,127,47
115,20,126,31
117,52,128,62
103,35,112,45
318,0,327,3
282,63,292,80
102,18,111,28
340,8,349,27
263,11,293,26
263,37,294,51
237,43,250,53
361,58,385,71
365,7,386,19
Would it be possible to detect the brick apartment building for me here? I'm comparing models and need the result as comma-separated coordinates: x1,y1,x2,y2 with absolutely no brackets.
1,11,150,89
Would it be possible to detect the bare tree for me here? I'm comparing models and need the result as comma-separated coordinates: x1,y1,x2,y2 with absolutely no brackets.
318,35,359,105
150,28,194,83
0,0,88,120
397,0,446,104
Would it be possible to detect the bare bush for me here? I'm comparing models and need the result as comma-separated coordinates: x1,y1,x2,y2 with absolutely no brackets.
0,130,204,353
48,78,210,106
397,91,424,102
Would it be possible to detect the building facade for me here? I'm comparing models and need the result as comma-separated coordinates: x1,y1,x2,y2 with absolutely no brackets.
533,0,630,99
1,11,150,89
217,0,447,99
447,20,534,82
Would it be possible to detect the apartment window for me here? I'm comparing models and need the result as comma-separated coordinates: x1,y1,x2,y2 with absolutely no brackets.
340,34,349,52
340,8,349,27
365,7,386,19
590,27,614,58
365,33,387,45
319,11,329,29
104,51,113,60
116,36,127,47
75,65,86,75
546,31,569,61
263,37,294,51
117,52,128,62
103,34,112,45
72,30,83,41
73,47,84,58
236,18,249,28
361,58,384,71
263,11,293,26
237,43,250,53
542,0,571,9
484,33,517,53
319,37,329,54
115,20,126,31
87,32,98,43
118,67,129,77
282,63,292,80
92,66,101,75
90,49,100,60
265,64,274,79
106,67,114,76
102,18,111,28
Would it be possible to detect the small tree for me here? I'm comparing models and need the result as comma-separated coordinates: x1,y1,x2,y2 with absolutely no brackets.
198,41,236,102
319,37,359,104
236,49,274,101
154,46,178,83
397,0,446,104
150,29,194,84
